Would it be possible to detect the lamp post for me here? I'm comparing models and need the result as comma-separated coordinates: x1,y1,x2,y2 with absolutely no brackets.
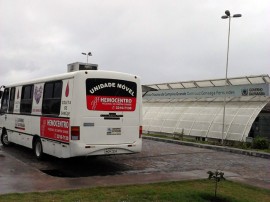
81,52,92,63
221,10,242,145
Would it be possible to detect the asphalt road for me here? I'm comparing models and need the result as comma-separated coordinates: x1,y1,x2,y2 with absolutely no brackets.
0,138,269,194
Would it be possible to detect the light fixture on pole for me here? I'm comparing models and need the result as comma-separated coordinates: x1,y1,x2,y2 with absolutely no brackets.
221,10,242,145
81,52,92,63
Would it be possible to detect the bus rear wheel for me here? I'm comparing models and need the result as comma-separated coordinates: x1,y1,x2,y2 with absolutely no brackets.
34,138,43,160
1,131,11,146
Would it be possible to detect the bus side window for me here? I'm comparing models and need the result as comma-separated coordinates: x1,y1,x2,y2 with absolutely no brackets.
8,87,16,113
20,85,34,114
42,81,63,116
1,88,10,113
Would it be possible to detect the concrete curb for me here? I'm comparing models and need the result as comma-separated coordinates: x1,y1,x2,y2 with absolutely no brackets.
143,136,270,159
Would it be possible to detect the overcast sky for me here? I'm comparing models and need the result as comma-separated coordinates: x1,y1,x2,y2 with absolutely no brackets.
0,0,269,85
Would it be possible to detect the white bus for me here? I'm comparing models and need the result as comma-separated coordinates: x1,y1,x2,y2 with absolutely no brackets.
0,62,142,159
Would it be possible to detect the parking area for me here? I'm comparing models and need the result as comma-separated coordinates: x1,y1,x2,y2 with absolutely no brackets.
0,138,269,194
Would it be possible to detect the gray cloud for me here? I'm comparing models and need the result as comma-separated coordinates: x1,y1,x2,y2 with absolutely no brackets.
0,0,269,85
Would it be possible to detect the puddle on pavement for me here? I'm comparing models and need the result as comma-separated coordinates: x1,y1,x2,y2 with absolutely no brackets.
40,168,123,178
41,169,75,178
39,157,131,178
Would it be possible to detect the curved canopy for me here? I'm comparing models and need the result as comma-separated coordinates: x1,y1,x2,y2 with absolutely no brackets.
143,97,270,142
143,74,270,91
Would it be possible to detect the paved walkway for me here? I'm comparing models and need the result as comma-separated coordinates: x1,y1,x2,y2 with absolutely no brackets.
143,135,270,159
0,138,269,195
0,149,213,194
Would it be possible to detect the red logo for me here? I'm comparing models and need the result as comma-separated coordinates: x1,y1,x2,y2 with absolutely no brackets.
40,117,70,143
87,95,136,111
65,82,69,97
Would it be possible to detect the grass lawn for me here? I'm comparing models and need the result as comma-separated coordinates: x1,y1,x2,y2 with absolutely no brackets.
0,180,269,202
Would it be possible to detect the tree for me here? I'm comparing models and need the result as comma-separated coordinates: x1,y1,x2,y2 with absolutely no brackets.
207,170,226,198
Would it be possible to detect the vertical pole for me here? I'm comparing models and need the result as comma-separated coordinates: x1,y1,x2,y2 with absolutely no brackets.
221,17,231,145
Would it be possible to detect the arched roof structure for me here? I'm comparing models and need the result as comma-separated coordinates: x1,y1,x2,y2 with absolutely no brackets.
142,75,270,142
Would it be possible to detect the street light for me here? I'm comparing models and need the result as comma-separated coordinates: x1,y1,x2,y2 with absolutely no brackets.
81,52,92,63
221,10,242,145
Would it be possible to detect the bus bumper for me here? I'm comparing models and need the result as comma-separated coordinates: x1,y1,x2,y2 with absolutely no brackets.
69,140,142,157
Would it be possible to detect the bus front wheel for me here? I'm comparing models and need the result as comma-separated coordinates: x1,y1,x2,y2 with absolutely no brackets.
34,138,43,160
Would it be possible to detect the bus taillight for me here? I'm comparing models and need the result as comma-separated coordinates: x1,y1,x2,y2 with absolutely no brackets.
71,126,80,140
139,126,142,138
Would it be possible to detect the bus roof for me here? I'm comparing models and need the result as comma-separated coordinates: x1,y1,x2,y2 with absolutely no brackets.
4,70,140,87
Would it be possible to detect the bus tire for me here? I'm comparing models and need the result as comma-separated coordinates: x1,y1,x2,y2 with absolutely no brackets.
1,131,11,146
33,138,43,160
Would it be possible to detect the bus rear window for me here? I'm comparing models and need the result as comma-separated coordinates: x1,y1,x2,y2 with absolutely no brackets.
86,79,137,111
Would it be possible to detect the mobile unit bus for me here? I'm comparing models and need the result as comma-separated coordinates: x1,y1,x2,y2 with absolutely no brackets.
0,62,142,159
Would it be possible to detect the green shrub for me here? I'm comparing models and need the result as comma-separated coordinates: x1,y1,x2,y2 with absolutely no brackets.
230,141,252,149
252,137,269,150
173,130,184,140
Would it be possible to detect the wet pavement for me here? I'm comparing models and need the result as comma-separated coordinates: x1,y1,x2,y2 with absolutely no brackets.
0,138,270,194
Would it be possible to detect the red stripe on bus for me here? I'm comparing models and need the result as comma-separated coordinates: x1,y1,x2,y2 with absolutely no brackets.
86,95,136,111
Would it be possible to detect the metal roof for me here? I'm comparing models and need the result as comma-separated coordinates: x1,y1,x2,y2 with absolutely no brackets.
142,74,270,92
